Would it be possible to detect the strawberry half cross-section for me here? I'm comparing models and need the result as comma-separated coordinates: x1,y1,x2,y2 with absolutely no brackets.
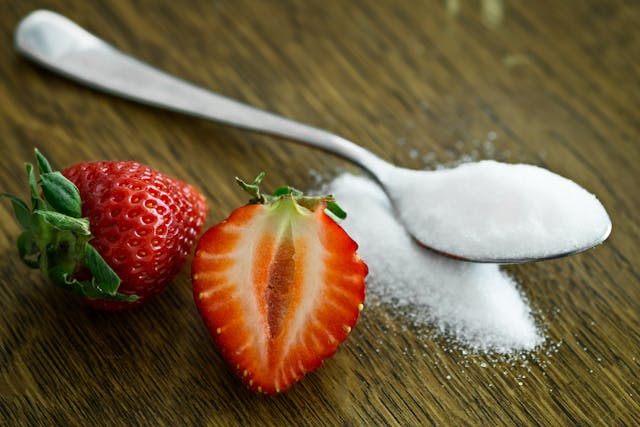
191,173,367,395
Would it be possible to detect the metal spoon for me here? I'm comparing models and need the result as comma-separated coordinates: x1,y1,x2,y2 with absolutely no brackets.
14,10,612,263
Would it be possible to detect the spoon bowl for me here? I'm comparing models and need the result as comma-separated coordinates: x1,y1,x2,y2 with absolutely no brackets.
14,10,612,263
383,162,612,263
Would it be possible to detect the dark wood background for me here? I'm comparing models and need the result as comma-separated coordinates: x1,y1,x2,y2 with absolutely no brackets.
1,0,638,425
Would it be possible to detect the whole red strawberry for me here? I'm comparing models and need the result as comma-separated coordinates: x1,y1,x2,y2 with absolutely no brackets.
192,174,367,394
2,149,207,310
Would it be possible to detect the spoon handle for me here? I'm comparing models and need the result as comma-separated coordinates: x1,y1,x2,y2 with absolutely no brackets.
14,10,393,177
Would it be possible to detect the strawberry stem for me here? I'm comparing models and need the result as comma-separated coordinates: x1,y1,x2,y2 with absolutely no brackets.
1,149,137,303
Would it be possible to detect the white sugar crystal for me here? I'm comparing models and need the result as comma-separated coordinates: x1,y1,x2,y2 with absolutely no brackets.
328,173,544,353
385,160,610,260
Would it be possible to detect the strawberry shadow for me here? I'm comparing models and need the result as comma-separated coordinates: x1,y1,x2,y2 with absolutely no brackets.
1,249,372,424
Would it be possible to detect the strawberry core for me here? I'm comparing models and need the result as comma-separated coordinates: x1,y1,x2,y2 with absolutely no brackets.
265,228,295,339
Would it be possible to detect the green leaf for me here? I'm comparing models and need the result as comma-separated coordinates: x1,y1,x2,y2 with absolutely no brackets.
85,245,121,295
236,172,266,203
17,231,39,268
325,200,347,221
272,186,292,197
40,171,82,218
35,148,53,174
273,186,303,197
47,265,84,294
25,163,44,210
47,265,137,302
1,193,32,229
34,210,91,235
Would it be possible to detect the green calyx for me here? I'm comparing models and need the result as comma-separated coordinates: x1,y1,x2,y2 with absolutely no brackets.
235,172,347,221
1,149,136,302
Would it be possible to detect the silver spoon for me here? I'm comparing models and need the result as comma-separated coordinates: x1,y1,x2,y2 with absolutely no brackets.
14,10,612,264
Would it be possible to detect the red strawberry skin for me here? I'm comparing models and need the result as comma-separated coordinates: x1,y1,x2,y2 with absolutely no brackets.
63,161,207,310
192,197,367,394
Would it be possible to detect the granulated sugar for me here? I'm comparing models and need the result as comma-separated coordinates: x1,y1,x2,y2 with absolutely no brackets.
327,173,545,353
385,160,611,260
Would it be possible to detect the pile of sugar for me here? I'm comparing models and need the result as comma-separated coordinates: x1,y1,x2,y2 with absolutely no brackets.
385,160,611,261
327,173,545,353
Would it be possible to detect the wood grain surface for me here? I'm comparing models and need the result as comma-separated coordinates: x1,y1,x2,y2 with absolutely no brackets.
1,0,639,425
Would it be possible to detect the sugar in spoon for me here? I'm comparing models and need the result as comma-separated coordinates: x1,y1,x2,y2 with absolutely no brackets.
14,10,612,264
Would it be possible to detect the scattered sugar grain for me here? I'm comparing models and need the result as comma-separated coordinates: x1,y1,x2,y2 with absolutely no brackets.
327,173,545,353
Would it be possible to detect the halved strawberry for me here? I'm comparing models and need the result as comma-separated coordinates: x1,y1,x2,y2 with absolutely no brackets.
191,174,367,395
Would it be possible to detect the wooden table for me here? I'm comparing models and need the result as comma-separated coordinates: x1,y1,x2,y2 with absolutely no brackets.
1,1,638,425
